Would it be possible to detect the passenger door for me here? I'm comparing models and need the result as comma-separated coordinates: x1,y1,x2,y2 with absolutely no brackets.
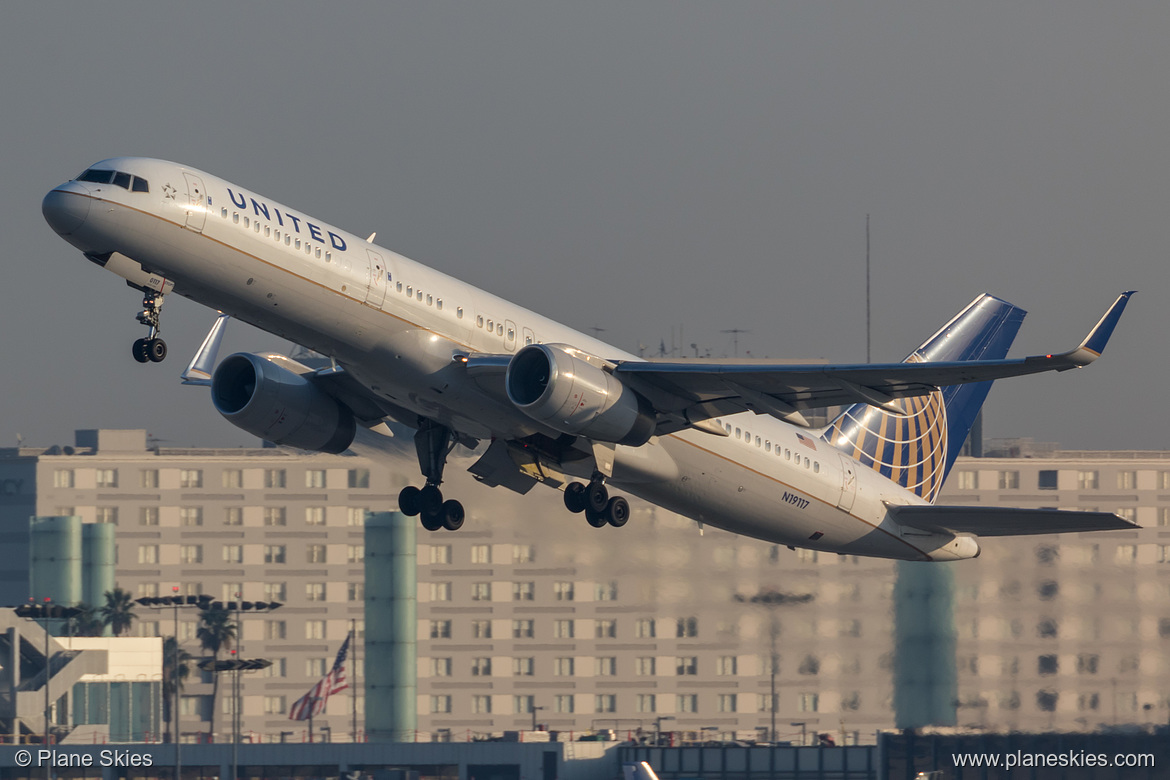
182,172,207,233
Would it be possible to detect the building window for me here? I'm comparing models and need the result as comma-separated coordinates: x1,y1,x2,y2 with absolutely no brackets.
1038,470,1057,490
430,620,451,639
676,657,697,676
799,693,819,712
596,657,616,676
347,507,368,526
554,694,574,713
636,694,656,713
553,620,574,639
179,469,202,488
53,469,74,488
180,545,203,564
512,544,535,563
595,694,616,713
180,507,203,526
595,619,616,638
554,657,575,676
305,469,326,488
429,545,451,564
636,657,656,676
595,582,618,601
306,583,326,602
137,583,158,598
264,507,286,526
95,507,118,524
347,544,364,563
471,695,492,714
1117,470,1137,489
140,469,159,488
471,582,491,601
265,621,286,639
1078,470,1099,490
635,618,656,638
264,545,286,564
471,544,491,564
222,583,242,601
96,469,118,488
306,658,327,678
430,658,452,677
348,469,370,488
513,582,535,601
305,507,325,525
348,582,364,601
513,657,534,676
676,617,698,637
263,696,286,715
472,620,492,639
431,695,452,714
221,469,242,488
955,470,977,489
717,656,738,675
997,470,1019,490
265,469,286,488
471,657,492,676
224,507,243,526
554,581,575,601
263,659,286,678
306,544,326,563
139,507,159,526
430,582,451,602
512,620,533,639
305,620,325,639
718,694,738,713
264,582,286,601
137,545,159,564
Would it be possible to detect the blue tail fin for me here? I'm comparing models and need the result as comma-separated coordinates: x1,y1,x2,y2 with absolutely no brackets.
822,295,1026,503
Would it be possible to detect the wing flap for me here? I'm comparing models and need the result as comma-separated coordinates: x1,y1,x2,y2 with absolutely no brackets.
888,505,1139,537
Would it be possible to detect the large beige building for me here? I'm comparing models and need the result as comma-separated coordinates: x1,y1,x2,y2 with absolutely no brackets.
1,430,1166,744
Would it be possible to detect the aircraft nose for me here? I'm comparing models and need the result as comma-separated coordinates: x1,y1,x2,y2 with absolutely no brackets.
42,184,91,236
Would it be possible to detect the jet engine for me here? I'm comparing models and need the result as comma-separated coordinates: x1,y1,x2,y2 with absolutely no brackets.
211,353,356,454
506,344,655,446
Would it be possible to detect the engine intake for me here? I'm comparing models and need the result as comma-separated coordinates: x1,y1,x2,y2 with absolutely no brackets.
506,344,654,446
211,353,356,454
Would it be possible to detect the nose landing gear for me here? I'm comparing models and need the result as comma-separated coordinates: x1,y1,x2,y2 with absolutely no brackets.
131,291,167,363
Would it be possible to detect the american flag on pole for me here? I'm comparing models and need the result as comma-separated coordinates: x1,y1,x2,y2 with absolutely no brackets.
288,633,351,720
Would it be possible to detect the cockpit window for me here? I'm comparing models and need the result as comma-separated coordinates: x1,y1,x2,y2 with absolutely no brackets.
77,168,115,184
74,168,150,193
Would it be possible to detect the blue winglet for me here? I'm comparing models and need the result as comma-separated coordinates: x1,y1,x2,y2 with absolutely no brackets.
1071,291,1134,364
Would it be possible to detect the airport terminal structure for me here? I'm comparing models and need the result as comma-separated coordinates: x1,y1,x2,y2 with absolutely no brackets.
0,429,1167,746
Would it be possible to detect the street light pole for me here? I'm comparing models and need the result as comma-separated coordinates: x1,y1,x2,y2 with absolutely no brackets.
531,705,545,732
172,586,181,780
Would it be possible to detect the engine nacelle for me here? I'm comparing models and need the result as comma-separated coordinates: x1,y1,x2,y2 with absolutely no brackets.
506,344,655,446
211,353,356,454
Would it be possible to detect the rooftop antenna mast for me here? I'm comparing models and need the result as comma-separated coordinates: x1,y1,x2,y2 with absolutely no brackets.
722,328,750,358
866,214,871,363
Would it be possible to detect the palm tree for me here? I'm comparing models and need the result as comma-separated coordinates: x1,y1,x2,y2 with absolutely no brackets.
64,603,105,637
196,608,236,740
162,637,193,743
100,587,136,636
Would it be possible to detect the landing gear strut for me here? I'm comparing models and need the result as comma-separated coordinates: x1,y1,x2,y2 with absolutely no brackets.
131,291,167,363
564,474,630,528
397,419,466,531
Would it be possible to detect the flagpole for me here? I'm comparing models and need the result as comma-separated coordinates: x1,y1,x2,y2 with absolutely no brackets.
350,621,358,743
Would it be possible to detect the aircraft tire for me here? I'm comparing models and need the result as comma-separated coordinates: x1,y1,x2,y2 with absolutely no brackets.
420,484,444,516
564,482,587,514
441,499,465,531
420,511,443,531
147,338,167,363
585,507,608,528
605,496,630,527
585,481,609,513
132,339,149,363
398,485,422,516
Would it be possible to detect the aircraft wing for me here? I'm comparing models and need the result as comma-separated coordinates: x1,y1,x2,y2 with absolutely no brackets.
613,291,1132,431
887,505,1139,536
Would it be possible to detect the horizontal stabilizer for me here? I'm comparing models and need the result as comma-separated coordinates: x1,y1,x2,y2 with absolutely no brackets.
888,504,1139,537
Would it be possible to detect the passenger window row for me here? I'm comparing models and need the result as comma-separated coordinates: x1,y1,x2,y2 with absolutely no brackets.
221,208,332,263
718,419,820,472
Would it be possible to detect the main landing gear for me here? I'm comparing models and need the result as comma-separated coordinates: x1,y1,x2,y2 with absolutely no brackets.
131,291,167,363
563,475,630,528
397,419,466,532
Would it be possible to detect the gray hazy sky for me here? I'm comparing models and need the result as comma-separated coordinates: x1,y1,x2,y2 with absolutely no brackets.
2,2,1164,450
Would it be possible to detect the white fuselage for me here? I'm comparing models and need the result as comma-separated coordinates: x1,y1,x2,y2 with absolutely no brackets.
44,157,974,561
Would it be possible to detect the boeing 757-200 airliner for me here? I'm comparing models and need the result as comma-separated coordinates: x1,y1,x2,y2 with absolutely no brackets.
42,158,1136,560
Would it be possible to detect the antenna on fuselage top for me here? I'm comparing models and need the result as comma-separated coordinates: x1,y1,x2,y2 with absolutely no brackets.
366,232,376,243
